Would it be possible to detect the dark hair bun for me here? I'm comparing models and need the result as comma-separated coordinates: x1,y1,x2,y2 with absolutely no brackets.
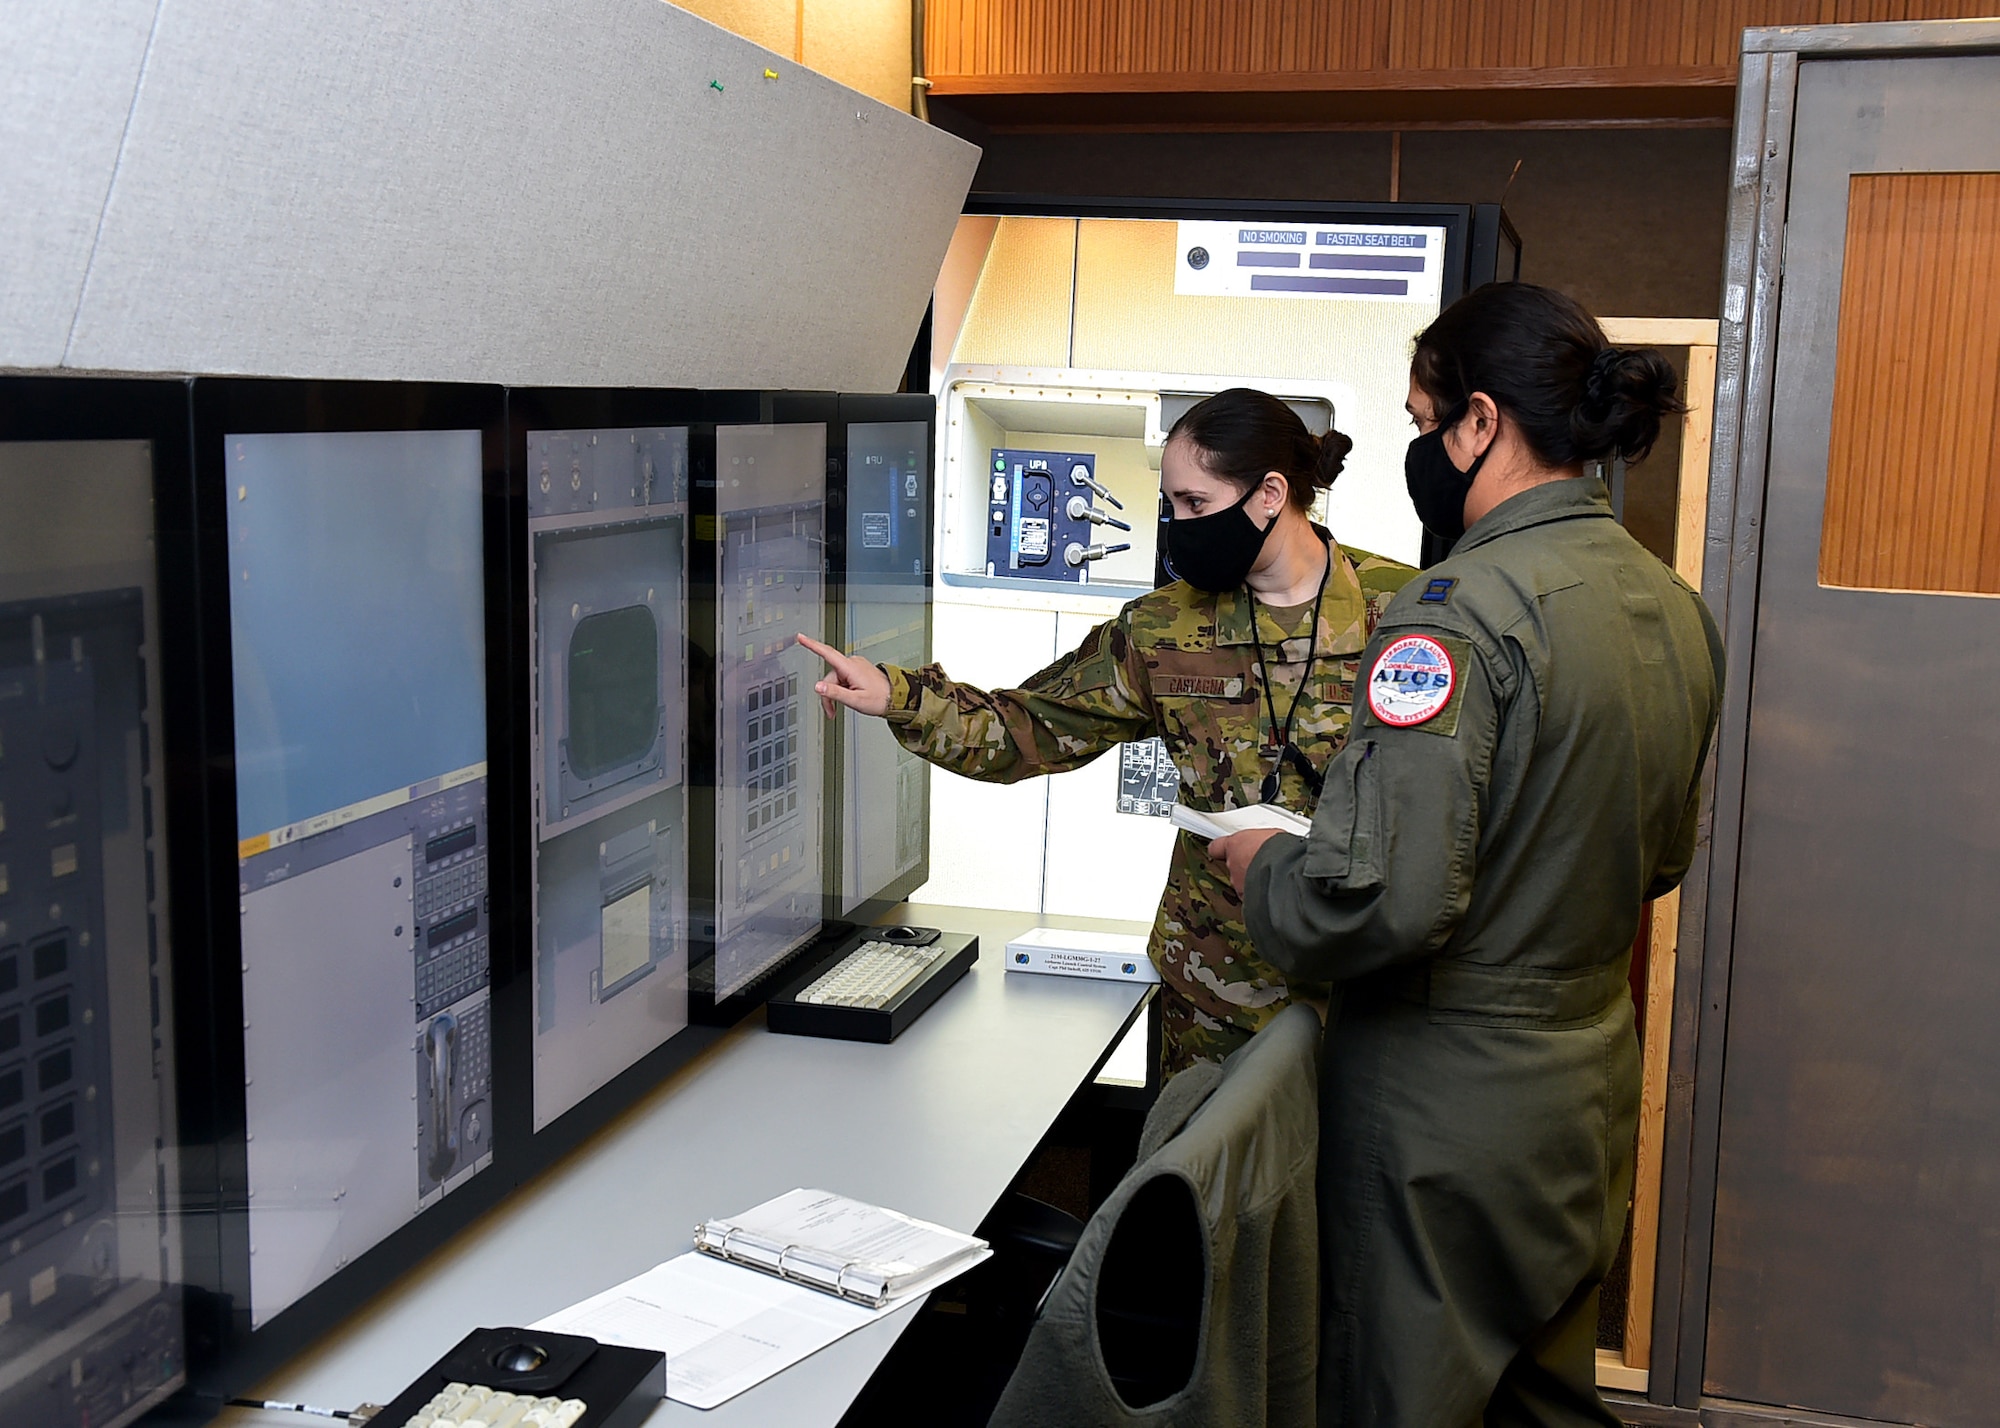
1572,346,1684,463
1413,283,1689,470
1313,427,1354,489
1167,387,1346,513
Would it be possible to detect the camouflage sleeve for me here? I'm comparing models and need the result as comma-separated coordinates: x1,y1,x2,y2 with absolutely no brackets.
878,611,1156,785
1344,547,1425,634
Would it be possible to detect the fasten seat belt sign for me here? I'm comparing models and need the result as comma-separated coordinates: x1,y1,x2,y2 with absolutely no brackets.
1174,220,1446,306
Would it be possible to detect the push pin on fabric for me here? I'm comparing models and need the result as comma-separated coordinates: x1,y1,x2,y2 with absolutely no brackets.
764,68,778,80
709,78,724,92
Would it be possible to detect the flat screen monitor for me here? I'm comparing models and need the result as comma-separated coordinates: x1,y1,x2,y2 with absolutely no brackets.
709,423,826,1002
196,381,504,1336
520,403,694,1135
834,401,933,919
0,378,194,1428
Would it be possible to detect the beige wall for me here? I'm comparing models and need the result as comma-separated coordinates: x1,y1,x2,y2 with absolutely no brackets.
945,213,1431,565
674,0,914,114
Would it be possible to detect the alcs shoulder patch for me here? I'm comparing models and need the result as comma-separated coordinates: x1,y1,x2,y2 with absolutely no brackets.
1366,633,1466,736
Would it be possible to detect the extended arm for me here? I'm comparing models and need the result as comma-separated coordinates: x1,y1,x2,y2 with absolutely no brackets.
801,617,1155,785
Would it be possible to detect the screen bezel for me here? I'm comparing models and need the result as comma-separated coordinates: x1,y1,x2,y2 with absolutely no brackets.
184,378,512,1394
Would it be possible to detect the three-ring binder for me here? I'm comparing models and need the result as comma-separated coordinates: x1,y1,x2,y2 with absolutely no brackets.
691,1188,991,1314
694,1220,896,1308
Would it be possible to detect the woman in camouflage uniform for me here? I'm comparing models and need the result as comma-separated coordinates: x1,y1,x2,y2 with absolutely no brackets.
799,388,1419,1073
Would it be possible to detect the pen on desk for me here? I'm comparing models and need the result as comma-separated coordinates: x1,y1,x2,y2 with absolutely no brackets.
226,1398,378,1422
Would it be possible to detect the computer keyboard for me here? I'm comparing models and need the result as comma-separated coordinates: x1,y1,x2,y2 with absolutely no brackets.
766,928,979,1044
796,939,950,1007
398,1383,586,1428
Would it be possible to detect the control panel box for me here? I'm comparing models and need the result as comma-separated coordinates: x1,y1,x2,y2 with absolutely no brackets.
983,448,1129,585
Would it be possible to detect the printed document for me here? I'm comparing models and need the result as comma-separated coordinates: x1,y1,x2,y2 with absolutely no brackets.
533,1251,887,1409
533,1190,991,1408
1170,802,1312,841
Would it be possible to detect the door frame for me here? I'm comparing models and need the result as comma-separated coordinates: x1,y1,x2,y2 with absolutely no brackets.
1646,16,2000,1414
1585,317,1720,1399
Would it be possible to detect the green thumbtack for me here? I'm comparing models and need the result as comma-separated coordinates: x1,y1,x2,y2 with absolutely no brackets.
709,79,724,92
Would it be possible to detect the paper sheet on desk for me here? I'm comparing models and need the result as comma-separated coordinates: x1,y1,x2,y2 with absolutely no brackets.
531,1247,989,1410
1170,802,1312,840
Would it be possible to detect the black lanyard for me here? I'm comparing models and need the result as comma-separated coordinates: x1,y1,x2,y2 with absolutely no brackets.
1246,545,1332,805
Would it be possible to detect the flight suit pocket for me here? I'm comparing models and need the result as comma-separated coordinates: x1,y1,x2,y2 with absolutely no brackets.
1300,740,1383,890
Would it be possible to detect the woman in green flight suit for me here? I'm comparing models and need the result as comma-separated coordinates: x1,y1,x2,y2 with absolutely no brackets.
799,388,1419,1074
1213,284,1725,1427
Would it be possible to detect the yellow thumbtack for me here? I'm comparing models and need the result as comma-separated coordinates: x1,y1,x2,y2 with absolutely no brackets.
764,68,778,80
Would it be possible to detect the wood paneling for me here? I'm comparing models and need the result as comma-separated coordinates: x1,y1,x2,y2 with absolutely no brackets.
1624,890,1683,1373
1820,172,2000,595
929,0,1992,80
926,2,1993,124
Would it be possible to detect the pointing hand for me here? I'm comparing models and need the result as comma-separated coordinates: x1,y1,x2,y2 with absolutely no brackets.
796,633,892,720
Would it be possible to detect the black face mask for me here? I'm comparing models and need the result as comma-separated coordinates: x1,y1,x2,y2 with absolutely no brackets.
1404,410,1489,545
1162,482,1276,593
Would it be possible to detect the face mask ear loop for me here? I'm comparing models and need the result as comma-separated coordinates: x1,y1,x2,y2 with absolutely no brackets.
1438,397,1493,480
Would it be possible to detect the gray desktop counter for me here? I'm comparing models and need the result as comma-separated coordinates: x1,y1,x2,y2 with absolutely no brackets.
218,904,1153,1428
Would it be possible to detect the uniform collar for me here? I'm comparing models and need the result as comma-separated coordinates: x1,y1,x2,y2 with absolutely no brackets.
1453,476,1614,555
1213,530,1370,657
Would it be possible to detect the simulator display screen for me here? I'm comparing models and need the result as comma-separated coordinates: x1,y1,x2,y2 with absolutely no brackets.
0,436,186,1428
527,427,689,1133
227,429,492,1329
841,421,928,914
714,424,825,998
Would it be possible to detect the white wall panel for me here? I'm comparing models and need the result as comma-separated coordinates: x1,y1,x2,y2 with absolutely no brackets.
1042,609,1176,923
912,601,1176,923
0,0,157,367
907,600,1055,913
58,0,976,389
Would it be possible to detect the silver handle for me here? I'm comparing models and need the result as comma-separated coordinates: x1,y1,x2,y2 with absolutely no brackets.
1065,495,1132,531
1067,467,1123,510
1064,541,1133,567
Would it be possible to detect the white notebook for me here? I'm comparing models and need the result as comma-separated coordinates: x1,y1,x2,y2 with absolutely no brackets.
692,1188,990,1308
533,1190,992,1409
1170,802,1313,841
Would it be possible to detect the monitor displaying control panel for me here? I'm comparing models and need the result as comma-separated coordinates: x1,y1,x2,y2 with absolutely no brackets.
224,424,495,1330
526,425,691,1133
0,378,194,1428
711,423,826,1001
838,417,932,916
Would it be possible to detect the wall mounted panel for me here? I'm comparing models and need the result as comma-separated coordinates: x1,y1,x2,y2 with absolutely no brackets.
62,0,977,391
0,0,157,368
